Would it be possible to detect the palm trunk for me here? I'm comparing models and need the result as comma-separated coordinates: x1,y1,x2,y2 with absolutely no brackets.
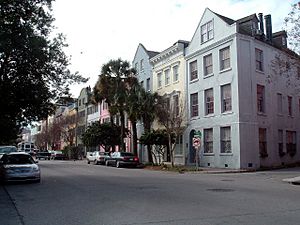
131,120,138,156
120,111,126,152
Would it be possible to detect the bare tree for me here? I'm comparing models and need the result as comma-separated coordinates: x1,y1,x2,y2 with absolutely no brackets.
284,2,300,54
156,96,187,167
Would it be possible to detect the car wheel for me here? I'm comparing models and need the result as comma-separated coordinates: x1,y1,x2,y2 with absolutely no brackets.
94,160,98,165
116,161,121,168
87,160,90,164
105,160,109,166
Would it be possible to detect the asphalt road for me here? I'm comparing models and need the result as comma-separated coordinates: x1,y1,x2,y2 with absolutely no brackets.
1,160,300,225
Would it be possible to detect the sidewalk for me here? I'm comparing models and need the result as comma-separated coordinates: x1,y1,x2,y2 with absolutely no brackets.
0,185,23,225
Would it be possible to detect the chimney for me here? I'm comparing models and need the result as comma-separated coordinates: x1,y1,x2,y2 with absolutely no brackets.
264,14,272,43
258,13,264,35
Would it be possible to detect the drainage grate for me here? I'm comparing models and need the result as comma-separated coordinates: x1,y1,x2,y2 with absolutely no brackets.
207,188,235,192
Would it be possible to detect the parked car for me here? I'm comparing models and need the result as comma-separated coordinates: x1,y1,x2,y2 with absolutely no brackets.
36,150,51,160
0,152,40,183
105,152,139,168
0,146,18,159
87,151,110,165
51,151,66,160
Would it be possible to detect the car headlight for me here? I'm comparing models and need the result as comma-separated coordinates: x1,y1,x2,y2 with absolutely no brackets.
32,167,39,172
5,169,15,174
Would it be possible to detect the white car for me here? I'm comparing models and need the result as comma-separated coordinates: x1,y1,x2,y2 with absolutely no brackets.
0,152,40,183
87,151,110,165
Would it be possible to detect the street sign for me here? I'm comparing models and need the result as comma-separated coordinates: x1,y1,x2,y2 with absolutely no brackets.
193,137,201,147
194,130,202,138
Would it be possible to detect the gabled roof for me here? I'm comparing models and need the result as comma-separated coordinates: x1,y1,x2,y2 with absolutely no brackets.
213,11,235,25
132,43,159,62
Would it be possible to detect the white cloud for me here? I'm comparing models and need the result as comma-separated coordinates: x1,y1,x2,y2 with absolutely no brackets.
52,0,298,97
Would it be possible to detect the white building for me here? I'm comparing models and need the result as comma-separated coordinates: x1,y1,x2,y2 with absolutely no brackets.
186,8,300,169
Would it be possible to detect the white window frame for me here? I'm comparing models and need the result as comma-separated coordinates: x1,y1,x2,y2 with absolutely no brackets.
173,65,179,82
157,72,162,88
221,127,231,153
190,60,198,81
203,53,213,76
164,69,170,86
257,85,265,113
219,47,230,71
205,88,214,115
204,128,213,153
221,84,232,113
190,93,198,117
201,20,214,43
255,48,264,72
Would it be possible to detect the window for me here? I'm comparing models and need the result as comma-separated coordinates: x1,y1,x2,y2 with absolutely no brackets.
190,93,198,117
286,131,296,156
288,96,293,116
140,81,144,88
205,88,214,115
175,135,183,155
204,128,213,153
157,72,162,88
135,62,139,72
146,78,150,91
173,95,179,117
221,127,231,153
164,69,170,85
259,128,267,157
201,20,213,43
277,93,283,114
257,85,265,113
221,84,232,112
165,97,170,110
173,65,179,82
78,99,81,107
103,101,108,110
255,48,264,71
94,105,99,113
220,47,230,70
203,54,213,76
190,61,198,81
297,67,300,79
140,59,144,71
278,130,284,156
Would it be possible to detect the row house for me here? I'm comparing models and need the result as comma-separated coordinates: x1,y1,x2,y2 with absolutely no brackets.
132,8,300,169
151,40,189,164
186,8,300,169
132,44,159,161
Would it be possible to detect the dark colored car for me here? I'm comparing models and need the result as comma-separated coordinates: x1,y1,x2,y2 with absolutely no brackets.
51,151,67,160
0,152,40,183
36,151,51,160
105,152,139,168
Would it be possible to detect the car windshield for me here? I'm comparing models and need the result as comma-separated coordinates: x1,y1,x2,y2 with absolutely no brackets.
0,146,17,154
2,154,35,165
120,152,134,157
100,152,109,156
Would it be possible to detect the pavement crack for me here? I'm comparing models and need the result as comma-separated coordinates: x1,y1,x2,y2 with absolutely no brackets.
3,186,26,225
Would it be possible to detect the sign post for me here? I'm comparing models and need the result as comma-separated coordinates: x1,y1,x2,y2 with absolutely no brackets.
193,131,202,170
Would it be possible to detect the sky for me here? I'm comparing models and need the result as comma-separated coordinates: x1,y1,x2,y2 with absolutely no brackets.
52,0,298,98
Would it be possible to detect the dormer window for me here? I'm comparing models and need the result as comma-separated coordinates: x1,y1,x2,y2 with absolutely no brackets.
201,20,214,43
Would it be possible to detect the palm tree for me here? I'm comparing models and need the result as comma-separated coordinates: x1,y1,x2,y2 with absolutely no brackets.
125,76,142,155
93,59,135,152
139,90,161,163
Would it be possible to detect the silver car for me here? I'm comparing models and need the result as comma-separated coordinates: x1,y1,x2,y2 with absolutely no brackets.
0,152,41,183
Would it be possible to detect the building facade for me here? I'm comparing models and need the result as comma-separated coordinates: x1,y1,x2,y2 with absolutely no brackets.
151,40,189,165
186,8,300,169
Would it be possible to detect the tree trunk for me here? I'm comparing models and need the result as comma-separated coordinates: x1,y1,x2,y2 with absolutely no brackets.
120,111,126,152
144,122,153,163
131,120,138,156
